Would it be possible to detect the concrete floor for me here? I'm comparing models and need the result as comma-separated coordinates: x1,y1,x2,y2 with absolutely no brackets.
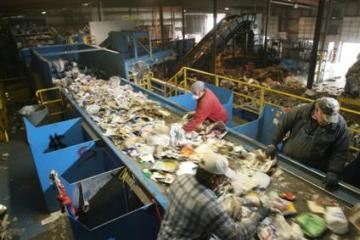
0,108,73,240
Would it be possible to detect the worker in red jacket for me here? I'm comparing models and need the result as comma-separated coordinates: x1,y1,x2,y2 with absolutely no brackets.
183,81,228,132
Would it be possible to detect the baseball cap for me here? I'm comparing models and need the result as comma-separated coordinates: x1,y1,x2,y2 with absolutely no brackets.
191,81,205,94
316,97,340,124
199,152,236,179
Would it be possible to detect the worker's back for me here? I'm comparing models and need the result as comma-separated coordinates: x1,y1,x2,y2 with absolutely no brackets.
157,174,219,240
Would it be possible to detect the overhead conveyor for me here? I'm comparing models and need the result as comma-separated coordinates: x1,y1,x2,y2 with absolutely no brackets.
173,13,256,73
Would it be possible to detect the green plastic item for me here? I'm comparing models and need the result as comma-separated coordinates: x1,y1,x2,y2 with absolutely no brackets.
295,213,327,238
143,169,152,178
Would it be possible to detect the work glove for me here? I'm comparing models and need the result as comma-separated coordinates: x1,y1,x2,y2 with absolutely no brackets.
265,144,276,159
222,195,242,222
258,206,271,221
323,172,338,191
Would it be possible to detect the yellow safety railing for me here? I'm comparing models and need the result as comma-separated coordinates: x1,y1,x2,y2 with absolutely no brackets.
147,67,360,152
36,87,65,117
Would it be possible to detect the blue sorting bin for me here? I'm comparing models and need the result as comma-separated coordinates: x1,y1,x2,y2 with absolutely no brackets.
232,105,285,145
62,141,123,184
23,117,98,212
60,168,161,240
169,83,233,127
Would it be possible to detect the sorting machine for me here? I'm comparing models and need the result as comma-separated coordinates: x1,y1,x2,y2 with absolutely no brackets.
25,45,360,239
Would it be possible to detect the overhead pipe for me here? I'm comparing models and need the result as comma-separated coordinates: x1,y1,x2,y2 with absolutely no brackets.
270,0,317,10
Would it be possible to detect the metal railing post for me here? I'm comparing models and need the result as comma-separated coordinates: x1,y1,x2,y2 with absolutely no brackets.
259,87,265,114
184,68,188,90
215,75,219,87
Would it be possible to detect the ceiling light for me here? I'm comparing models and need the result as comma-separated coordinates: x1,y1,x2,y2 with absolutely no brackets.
183,9,187,13
224,7,229,11
82,2,89,7
41,11,47,15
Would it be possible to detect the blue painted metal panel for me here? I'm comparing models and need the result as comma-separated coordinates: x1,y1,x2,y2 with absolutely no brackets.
29,140,96,212
31,47,125,86
23,116,100,212
62,143,124,184
31,50,54,88
21,44,94,65
233,108,258,122
68,204,160,240
168,93,196,110
168,83,233,127
232,120,259,140
23,117,88,151
232,105,284,145
61,169,160,240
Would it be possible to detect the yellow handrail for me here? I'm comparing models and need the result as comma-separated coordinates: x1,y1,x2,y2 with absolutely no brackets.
36,87,64,117
149,66,360,152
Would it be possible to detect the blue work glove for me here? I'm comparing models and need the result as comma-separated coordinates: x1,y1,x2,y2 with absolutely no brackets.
265,144,276,159
323,172,338,191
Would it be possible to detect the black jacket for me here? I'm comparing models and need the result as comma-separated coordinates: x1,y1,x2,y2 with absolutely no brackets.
272,103,349,173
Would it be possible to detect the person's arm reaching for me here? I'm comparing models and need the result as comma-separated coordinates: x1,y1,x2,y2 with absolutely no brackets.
183,101,211,132
272,106,303,146
206,200,269,240
324,123,350,190
327,126,349,174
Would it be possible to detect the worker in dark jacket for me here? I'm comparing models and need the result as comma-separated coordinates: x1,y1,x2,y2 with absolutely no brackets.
344,53,360,98
266,97,349,190
183,81,228,132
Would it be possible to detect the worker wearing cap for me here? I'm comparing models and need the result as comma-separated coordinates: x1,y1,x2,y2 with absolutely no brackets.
266,97,349,190
344,52,360,98
157,152,269,240
183,81,228,132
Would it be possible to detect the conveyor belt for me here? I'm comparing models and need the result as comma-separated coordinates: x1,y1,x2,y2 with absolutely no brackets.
62,79,360,238
173,14,255,73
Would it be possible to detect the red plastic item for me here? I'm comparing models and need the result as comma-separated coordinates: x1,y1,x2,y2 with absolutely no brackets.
281,192,296,201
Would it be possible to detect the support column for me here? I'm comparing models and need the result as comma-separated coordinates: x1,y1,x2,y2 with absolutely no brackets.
97,0,103,21
212,0,217,73
316,0,332,83
307,0,326,89
264,0,271,51
182,6,186,55
159,0,165,48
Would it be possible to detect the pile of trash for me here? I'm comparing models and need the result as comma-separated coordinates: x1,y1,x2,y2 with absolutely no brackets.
53,65,357,239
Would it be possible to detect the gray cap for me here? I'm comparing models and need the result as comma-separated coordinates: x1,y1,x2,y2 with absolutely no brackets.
316,97,340,124
191,81,205,93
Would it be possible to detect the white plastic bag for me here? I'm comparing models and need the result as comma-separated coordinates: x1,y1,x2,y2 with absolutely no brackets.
325,206,349,234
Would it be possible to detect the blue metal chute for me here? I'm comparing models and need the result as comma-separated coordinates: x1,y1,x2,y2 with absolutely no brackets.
31,45,124,87
21,43,93,66
61,169,161,240
23,117,97,212
232,104,285,145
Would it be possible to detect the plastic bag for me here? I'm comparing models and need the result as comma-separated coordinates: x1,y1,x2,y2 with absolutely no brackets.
295,213,327,238
170,123,187,146
325,206,349,234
